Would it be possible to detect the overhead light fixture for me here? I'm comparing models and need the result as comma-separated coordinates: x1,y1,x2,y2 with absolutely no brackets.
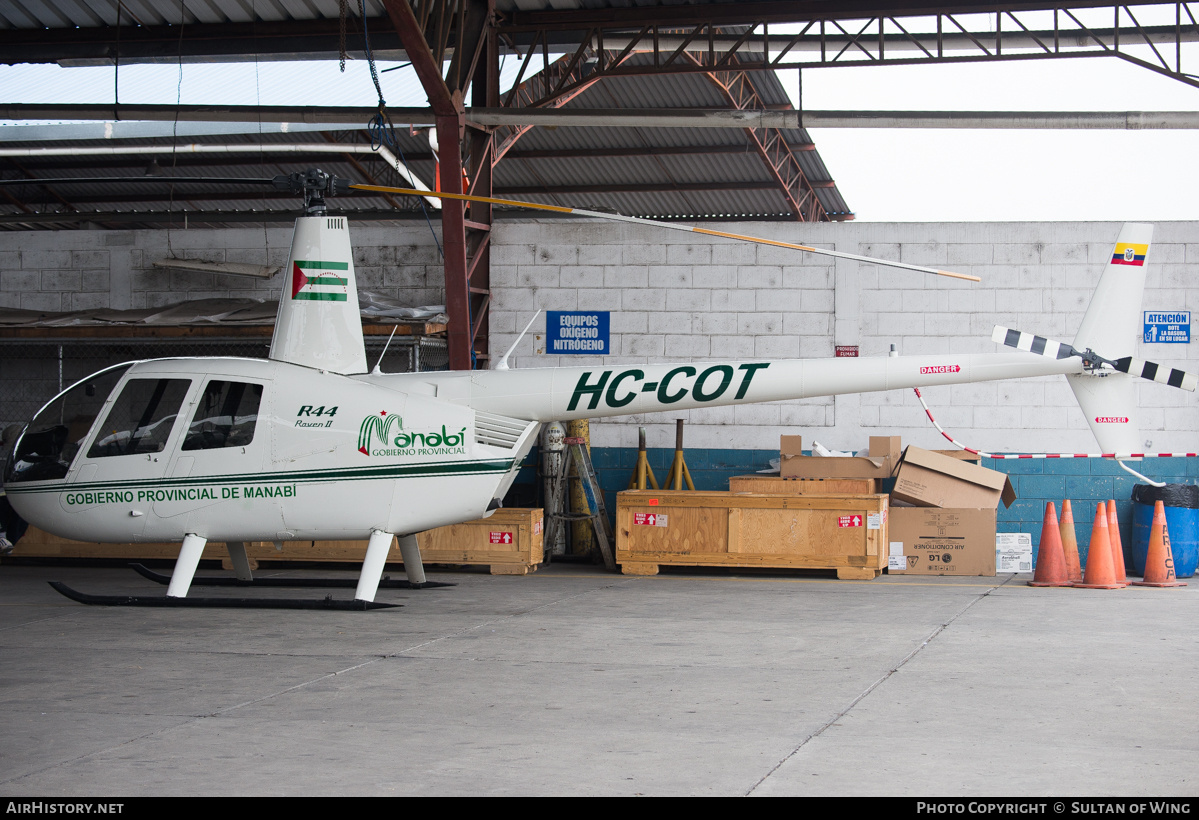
153,258,280,279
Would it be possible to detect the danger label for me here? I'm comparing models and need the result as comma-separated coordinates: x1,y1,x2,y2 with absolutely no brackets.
1095,416,1129,423
633,513,669,527
490,531,514,544
838,515,863,528
920,365,961,374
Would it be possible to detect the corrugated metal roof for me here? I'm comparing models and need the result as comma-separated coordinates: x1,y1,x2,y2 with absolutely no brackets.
0,0,853,226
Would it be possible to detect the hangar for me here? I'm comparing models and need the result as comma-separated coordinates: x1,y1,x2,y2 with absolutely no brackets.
1,0,1198,797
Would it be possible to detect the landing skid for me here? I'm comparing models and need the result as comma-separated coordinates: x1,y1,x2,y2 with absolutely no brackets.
129,563,455,590
48,581,399,610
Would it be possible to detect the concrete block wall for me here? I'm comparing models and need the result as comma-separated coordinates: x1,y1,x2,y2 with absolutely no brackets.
3,218,1197,565
491,219,1199,462
0,224,443,313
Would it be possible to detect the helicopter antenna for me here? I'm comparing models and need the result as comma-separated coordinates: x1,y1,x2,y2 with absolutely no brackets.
495,310,541,371
371,325,400,375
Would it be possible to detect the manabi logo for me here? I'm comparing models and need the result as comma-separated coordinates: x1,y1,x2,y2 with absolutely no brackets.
358,411,467,457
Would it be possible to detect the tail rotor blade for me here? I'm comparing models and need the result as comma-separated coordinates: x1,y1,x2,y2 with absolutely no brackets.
991,326,1076,359
1112,356,1199,392
994,325,1198,392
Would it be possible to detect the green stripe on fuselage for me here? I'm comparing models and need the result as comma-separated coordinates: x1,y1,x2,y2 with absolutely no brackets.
6,459,516,496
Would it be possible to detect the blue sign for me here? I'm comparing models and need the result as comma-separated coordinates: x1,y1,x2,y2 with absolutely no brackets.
1144,311,1190,344
546,311,610,354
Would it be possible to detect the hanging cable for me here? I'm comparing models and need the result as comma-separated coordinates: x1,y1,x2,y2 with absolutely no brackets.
910,387,1187,487
165,0,188,259
354,0,442,258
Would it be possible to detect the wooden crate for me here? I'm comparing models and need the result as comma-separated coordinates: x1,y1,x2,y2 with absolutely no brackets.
616,490,888,579
13,526,186,560
728,475,881,495
14,508,545,576
416,508,544,575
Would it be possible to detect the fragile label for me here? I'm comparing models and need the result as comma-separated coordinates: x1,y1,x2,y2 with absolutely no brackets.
838,515,863,528
633,513,668,527
533,520,543,535
490,531,514,544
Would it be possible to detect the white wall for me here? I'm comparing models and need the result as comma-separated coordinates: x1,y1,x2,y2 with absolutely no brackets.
3,218,1196,454
488,219,1199,454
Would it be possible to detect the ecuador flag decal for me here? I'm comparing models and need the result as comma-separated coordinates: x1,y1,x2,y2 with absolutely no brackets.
1111,242,1148,267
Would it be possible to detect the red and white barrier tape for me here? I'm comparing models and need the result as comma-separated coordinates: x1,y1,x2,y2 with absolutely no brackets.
910,388,1195,486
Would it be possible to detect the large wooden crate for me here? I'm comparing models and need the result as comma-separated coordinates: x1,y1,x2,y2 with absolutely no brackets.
728,475,881,495
245,508,544,575
616,490,888,579
13,509,545,576
13,526,185,560
416,508,544,575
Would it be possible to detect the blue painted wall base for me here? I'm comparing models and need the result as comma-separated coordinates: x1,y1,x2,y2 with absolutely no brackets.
509,446,1199,573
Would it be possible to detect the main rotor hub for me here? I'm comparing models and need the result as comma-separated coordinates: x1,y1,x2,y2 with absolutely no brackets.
272,168,348,216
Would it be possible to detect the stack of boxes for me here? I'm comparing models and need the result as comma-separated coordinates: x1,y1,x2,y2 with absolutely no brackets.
770,436,1016,576
613,434,1020,578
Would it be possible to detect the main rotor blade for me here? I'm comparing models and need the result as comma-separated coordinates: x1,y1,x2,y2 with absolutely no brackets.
0,176,277,187
349,183,981,283
992,325,1198,391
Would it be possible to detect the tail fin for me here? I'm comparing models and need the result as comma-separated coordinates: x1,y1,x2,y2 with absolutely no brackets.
269,216,367,375
1066,223,1152,454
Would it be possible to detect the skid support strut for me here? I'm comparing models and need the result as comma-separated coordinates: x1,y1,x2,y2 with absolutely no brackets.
167,533,207,598
355,529,394,603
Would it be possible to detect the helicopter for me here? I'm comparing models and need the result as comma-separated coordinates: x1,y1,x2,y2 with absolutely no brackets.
3,169,1193,609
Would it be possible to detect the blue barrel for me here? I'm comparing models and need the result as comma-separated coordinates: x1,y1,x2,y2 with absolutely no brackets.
1131,484,1199,579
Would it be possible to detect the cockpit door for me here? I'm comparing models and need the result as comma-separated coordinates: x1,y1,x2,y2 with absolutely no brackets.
63,375,194,535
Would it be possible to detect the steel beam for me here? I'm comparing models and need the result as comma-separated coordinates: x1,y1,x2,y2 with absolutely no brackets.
10,105,1199,130
382,0,473,371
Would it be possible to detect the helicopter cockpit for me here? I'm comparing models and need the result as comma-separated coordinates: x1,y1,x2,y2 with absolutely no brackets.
6,363,268,486
5,363,133,484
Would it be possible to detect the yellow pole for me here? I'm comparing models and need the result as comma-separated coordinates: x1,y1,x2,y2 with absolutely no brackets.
664,419,695,491
627,427,659,490
566,418,593,556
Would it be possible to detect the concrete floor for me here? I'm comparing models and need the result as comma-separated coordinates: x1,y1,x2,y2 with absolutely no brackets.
0,561,1195,796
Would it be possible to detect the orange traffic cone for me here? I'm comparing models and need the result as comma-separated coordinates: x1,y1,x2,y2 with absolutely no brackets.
1107,500,1129,587
1072,502,1124,589
1060,500,1083,583
1029,502,1071,587
1132,500,1187,587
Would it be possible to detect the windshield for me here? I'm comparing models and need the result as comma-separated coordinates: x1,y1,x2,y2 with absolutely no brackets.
5,363,133,483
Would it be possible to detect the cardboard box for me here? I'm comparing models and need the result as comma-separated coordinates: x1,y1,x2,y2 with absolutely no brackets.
779,435,897,480
891,446,1016,509
996,532,1034,574
887,507,997,575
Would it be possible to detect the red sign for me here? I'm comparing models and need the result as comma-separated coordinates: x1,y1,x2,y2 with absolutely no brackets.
920,365,961,374
838,515,863,528
633,513,668,527
835,345,859,358
1095,416,1129,423
490,531,514,544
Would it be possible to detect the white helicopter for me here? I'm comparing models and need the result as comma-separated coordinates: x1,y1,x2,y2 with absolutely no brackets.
4,169,1193,608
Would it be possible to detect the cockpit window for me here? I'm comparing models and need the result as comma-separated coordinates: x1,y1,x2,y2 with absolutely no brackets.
182,381,263,451
6,363,132,483
86,378,191,458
